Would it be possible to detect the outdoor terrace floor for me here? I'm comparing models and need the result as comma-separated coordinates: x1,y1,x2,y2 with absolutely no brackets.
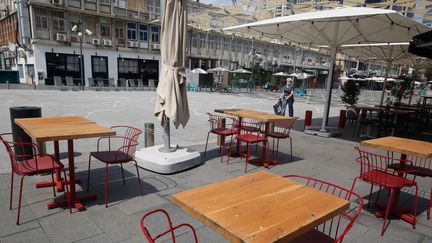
0,89,431,242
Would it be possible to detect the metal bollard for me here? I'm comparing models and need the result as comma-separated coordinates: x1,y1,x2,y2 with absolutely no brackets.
217,118,226,146
304,110,312,130
144,123,154,148
6,81,10,89
338,110,346,128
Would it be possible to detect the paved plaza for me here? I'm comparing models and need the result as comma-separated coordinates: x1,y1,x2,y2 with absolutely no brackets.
0,89,431,242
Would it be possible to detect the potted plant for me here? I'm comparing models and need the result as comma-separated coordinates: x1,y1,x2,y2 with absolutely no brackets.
341,79,361,121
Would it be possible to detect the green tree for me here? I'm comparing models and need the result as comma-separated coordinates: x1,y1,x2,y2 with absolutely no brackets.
341,80,360,106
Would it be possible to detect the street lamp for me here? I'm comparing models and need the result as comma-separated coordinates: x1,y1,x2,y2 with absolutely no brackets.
71,21,92,88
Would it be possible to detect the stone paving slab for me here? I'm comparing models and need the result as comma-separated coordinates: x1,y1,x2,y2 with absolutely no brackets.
0,90,431,242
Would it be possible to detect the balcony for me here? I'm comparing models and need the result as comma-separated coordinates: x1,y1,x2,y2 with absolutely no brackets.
114,8,160,22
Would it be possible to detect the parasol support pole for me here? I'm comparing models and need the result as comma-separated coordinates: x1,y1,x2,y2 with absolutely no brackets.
321,46,337,132
379,46,393,106
159,117,177,153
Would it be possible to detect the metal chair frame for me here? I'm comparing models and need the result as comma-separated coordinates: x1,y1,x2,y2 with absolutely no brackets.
233,120,269,172
141,208,198,243
0,133,71,224
267,120,295,163
204,113,238,163
284,174,363,243
87,126,143,207
350,146,419,235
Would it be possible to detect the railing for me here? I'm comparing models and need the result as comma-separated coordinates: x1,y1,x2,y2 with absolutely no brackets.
114,7,159,22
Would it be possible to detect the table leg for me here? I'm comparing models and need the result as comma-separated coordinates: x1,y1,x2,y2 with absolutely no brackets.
228,117,242,158
374,153,416,225
262,122,270,168
36,141,80,192
47,139,96,211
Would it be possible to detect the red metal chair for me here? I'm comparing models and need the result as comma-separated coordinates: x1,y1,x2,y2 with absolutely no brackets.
141,208,198,243
266,119,295,164
387,155,432,220
351,146,419,235
204,113,238,163
0,133,71,224
231,120,269,172
283,174,363,243
87,126,143,207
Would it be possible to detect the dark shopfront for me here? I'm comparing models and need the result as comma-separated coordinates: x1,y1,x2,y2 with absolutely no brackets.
45,53,82,85
117,58,159,86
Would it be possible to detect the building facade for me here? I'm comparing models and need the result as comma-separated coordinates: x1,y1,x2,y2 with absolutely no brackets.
1,0,162,86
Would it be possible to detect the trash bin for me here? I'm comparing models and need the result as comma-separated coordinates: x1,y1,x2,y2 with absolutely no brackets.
10,106,42,160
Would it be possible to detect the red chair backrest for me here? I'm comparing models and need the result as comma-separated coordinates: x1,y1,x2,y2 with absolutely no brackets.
237,120,263,136
0,132,40,172
110,126,142,158
141,208,198,243
354,146,412,185
283,174,363,243
273,119,295,136
206,113,237,131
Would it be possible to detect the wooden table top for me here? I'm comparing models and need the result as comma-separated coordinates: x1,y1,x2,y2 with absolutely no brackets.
215,108,298,123
15,116,115,142
361,136,432,159
172,171,349,243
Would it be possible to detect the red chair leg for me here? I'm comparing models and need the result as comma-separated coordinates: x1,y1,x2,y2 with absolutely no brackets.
227,135,234,165
87,154,92,192
203,132,210,157
428,186,432,220
220,135,225,163
381,189,394,236
62,169,72,214
105,164,109,208
134,160,144,196
17,176,24,225
10,172,14,210
120,163,126,186
50,172,56,197
412,184,419,229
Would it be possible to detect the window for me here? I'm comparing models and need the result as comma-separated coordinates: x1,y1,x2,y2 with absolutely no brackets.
101,23,111,37
52,12,65,31
139,25,148,41
127,23,137,40
100,0,110,4
118,58,138,74
151,26,159,43
115,24,124,39
35,9,48,30
92,57,107,73
66,56,80,72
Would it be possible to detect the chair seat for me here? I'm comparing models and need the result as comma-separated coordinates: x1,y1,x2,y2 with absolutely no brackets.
289,229,334,243
211,128,238,136
16,155,63,175
267,131,289,139
388,163,432,177
361,170,416,188
90,151,133,164
237,134,267,143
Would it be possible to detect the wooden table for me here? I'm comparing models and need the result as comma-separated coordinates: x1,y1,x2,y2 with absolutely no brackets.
15,116,115,211
361,136,432,224
215,109,298,166
172,171,349,243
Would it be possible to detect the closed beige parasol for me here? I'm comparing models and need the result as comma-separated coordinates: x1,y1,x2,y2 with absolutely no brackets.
155,0,190,129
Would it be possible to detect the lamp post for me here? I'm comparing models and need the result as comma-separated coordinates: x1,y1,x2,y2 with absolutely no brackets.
72,21,92,89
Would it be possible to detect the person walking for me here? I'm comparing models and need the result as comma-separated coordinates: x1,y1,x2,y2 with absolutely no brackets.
280,78,294,116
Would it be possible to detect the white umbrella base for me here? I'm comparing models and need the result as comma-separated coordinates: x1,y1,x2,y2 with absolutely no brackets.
135,145,201,174
304,126,342,138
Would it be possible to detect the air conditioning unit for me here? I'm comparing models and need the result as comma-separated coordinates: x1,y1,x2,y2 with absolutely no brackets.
152,43,160,49
102,39,112,46
128,41,139,48
56,33,67,42
52,0,63,5
92,39,100,45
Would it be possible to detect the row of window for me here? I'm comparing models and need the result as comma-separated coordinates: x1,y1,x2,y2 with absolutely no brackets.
34,9,160,43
